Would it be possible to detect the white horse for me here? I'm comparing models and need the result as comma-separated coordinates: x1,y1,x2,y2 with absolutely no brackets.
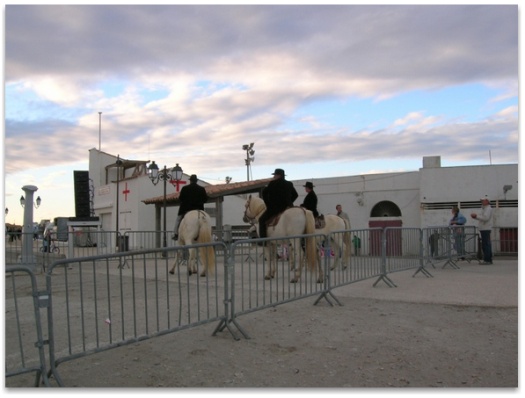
170,210,215,277
243,195,321,283
314,214,352,270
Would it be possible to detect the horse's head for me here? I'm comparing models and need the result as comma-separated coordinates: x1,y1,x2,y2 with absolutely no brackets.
244,195,265,222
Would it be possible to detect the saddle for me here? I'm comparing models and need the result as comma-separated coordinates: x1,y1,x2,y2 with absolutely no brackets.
266,213,283,228
265,206,294,228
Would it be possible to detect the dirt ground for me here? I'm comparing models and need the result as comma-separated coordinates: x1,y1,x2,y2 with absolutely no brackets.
5,260,519,390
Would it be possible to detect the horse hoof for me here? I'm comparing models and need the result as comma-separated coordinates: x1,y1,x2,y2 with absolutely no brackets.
169,270,175,275
290,278,299,283
200,273,206,277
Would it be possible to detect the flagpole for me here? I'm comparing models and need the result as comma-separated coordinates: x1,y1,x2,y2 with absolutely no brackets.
98,112,102,151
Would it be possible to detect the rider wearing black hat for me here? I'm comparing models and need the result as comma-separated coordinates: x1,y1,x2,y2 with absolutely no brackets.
172,174,208,240
259,168,298,240
300,181,319,218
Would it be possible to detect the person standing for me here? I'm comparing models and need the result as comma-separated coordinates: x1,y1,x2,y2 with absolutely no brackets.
259,168,298,240
336,204,350,223
172,174,208,241
449,205,467,258
352,235,361,255
300,182,319,217
470,196,493,264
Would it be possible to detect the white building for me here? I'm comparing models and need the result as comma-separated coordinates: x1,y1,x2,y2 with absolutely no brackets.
88,149,518,252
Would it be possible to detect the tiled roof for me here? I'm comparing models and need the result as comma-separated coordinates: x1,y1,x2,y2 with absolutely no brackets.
142,177,272,206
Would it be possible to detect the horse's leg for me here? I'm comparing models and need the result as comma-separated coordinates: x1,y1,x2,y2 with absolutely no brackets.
190,248,199,275
288,241,296,270
316,249,324,283
169,248,183,274
290,238,303,283
264,244,276,280
330,236,341,270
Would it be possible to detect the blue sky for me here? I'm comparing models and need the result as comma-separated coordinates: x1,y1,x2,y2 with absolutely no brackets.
3,4,519,226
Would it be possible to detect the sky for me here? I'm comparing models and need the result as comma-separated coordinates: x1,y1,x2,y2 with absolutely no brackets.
2,3,519,226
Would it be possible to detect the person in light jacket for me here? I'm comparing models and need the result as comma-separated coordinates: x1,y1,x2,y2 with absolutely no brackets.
470,196,493,264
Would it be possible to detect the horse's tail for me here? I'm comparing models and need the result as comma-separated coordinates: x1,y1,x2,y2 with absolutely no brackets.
197,214,215,273
342,218,352,262
303,210,318,272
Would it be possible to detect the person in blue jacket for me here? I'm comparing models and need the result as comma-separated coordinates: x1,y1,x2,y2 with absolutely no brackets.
449,205,467,258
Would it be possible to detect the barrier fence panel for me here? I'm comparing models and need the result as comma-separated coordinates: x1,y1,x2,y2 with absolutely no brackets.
5,232,52,271
5,266,51,387
67,230,116,259
123,231,178,258
6,225,517,386
325,228,383,290
424,226,479,270
229,234,328,324
384,227,422,274
44,242,227,386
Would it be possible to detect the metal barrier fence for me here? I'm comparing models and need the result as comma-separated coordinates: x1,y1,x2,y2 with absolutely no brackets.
229,235,328,323
7,225,515,268
4,224,514,386
44,242,227,386
5,266,51,386
320,228,383,290
423,226,479,269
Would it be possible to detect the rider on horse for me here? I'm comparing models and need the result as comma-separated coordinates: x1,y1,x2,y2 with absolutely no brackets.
172,174,208,241
300,182,319,217
301,181,325,228
259,168,298,240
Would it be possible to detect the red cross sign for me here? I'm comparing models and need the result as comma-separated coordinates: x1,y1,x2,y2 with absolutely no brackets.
170,179,187,192
122,183,130,201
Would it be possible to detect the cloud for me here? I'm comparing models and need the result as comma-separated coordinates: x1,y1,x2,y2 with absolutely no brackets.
4,4,518,180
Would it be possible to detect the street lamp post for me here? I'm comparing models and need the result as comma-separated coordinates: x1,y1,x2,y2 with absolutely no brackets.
242,143,255,181
20,185,41,270
115,155,123,251
147,161,183,253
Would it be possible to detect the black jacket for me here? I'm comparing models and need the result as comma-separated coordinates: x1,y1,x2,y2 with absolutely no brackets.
262,178,298,215
301,191,319,217
178,182,208,216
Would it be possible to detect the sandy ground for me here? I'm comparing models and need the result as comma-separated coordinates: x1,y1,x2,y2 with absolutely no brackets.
5,259,518,390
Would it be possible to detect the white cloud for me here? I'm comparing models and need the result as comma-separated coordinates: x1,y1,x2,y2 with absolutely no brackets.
4,4,518,182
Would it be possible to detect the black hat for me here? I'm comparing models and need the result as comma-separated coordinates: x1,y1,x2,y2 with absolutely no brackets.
189,174,198,182
272,168,285,176
303,182,314,189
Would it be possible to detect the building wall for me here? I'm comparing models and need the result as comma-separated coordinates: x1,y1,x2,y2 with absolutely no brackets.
89,148,248,237
293,171,421,230
89,149,517,236
419,163,518,228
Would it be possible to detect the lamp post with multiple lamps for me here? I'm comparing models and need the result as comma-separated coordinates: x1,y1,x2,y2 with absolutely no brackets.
20,185,41,269
115,155,123,251
147,161,183,254
242,143,255,181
